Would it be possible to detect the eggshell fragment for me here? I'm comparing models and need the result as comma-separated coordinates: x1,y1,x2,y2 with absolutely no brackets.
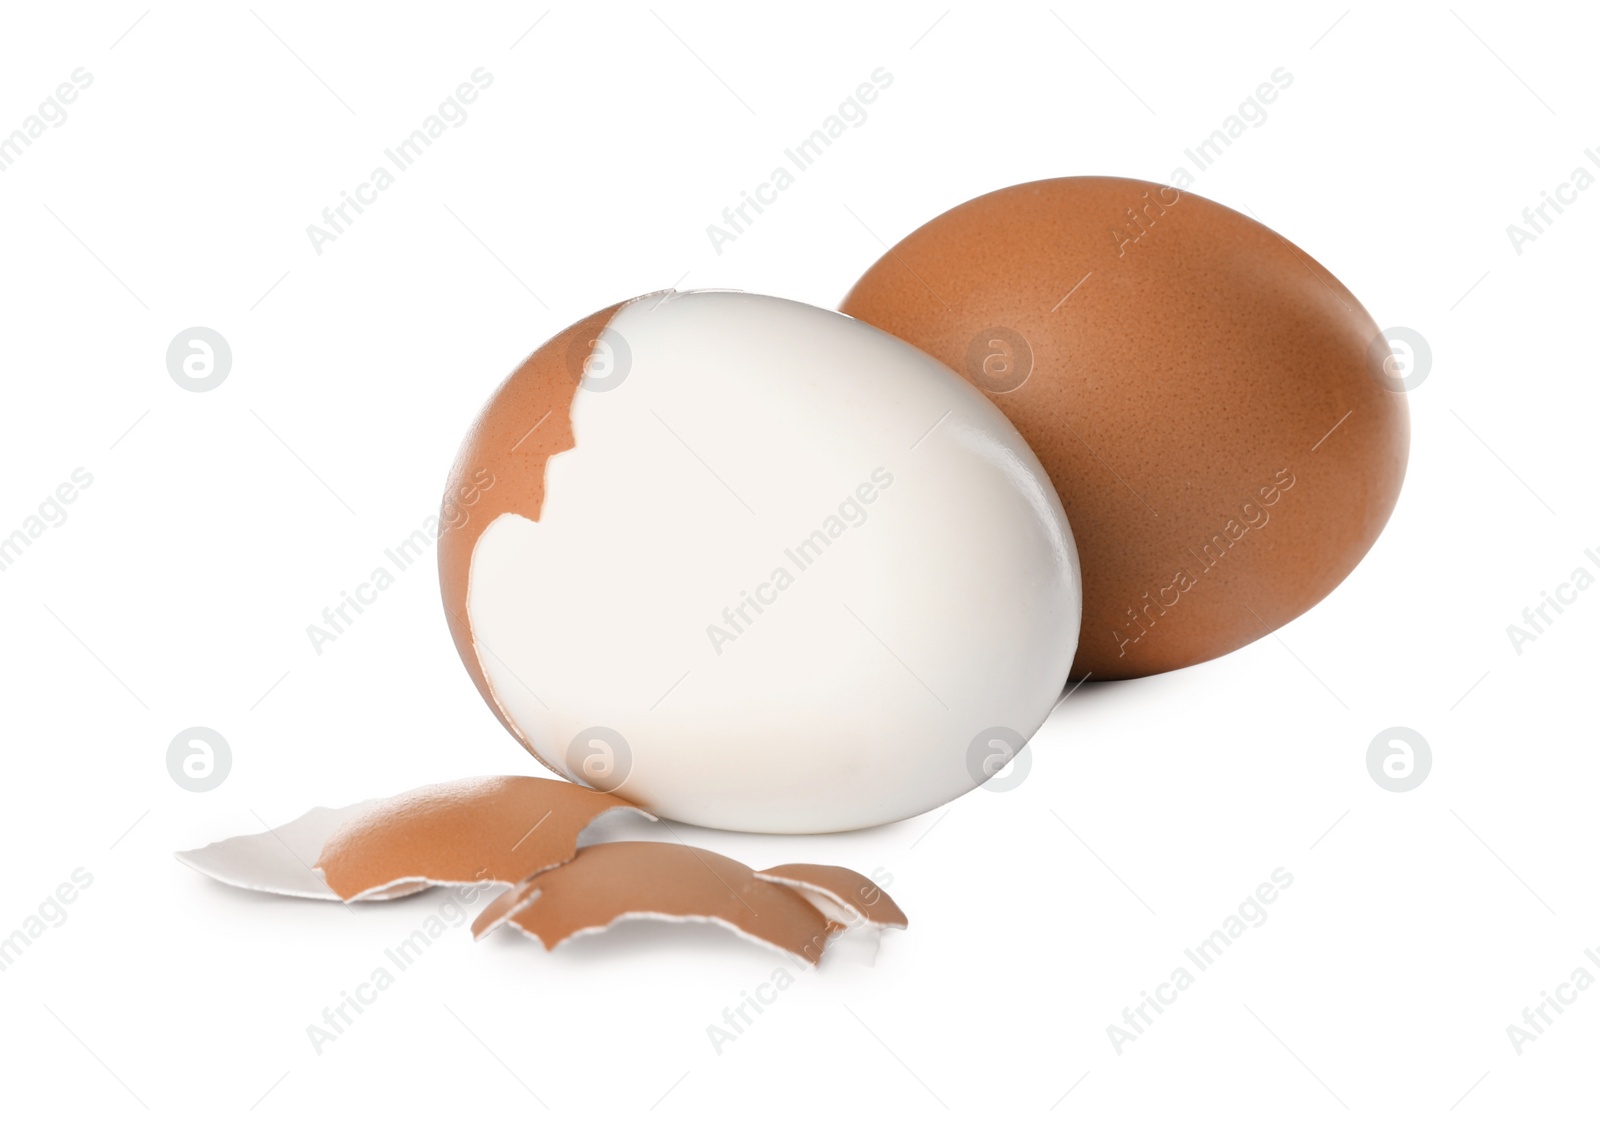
314,776,652,902
756,864,908,930
478,842,842,966
840,176,1409,680
468,881,541,940
181,787,912,966
443,289,1082,832
174,802,430,901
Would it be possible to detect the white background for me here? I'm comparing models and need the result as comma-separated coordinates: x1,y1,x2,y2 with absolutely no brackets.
0,2,1594,1116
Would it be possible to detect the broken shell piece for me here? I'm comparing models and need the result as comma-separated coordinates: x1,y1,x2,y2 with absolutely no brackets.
315,776,653,901
178,781,912,968
756,864,908,930
470,880,541,940
174,802,428,901
482,842,837,966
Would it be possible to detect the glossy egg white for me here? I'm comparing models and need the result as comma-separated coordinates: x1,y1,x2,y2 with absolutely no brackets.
463,291,1080,832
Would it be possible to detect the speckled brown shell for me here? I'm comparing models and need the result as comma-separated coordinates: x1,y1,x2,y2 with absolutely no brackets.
480,842,838,965
840,176,1409,680
437,301,625,754
314,775,650,900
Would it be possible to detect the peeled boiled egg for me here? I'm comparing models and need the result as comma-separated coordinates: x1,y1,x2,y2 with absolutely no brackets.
439,290,1081,833
840,176,1409,680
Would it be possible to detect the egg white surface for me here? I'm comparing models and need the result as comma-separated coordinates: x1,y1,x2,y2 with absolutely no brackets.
467,291,1080,832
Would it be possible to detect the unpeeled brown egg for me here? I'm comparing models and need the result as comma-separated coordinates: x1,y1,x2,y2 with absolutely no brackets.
840,176,1410,680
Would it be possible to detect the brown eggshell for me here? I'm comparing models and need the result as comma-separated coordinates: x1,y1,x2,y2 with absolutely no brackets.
840,176,1409,679
173,802,429,901
313,775,651,901
756,864,908,930
481,842,837,966
436,300,629,759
